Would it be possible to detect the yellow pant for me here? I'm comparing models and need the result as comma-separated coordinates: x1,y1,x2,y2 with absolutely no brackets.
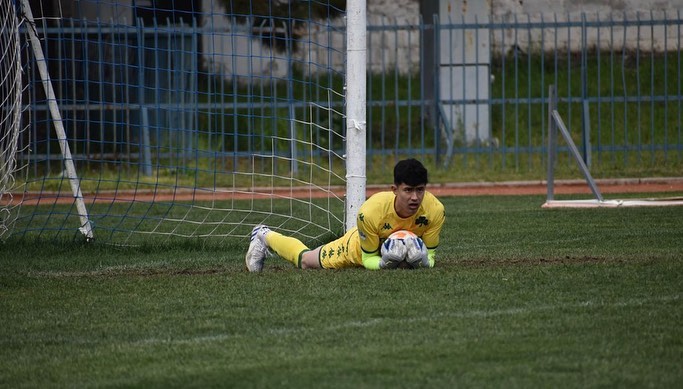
318,227,363,269
265,227,363,269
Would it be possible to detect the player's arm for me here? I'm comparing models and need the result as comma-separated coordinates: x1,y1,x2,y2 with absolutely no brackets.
357,203,385,270
357,195,402,270
361,250,383,270
358,228,397,270
421,234,439,268
420,196,445,268
357,216,396,270
427,248,436,268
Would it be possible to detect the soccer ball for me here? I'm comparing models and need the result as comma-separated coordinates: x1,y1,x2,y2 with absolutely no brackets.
381,230,427,268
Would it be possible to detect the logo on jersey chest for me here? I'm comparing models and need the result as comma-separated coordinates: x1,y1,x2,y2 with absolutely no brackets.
416,216,429,227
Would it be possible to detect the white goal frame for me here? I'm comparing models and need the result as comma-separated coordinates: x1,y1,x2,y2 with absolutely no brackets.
544,84,683,209
344,0,367,231
6,0,366,243
19,0,94,239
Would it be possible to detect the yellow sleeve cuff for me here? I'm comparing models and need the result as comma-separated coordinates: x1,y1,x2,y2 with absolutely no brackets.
362,250,382,270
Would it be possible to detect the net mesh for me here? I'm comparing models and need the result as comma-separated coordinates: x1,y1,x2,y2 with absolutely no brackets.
0,0,25,238
6,0,348,244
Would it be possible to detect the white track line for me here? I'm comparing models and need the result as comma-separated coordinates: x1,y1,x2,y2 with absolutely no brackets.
127,294,679,346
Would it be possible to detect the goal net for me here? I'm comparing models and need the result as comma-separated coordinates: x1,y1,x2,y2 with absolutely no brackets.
0,0,24,238
544,85,683,209
4,0,361,244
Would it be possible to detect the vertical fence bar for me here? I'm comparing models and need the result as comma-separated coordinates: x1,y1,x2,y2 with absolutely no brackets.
380,16,387,167
649,11,656,164
191,20,199,175
621,15,628,166
98,20,105,164
406,20,414,155
636,12,642,164
500,15,507,169
230,19,238,172
367,17,374,161
547,85,557,201
581,13,591,167
288,28,297,174
433,14,440,166
55,19,62,168
663,11,669,162
565,13,571,163
125,22,131,171
136,17,148,176
83,20,91,169
419,14,426,162
474,14,480,169
110,19,118,162
68,18,78,174
678,10,682,162
393,17,400,158
596,13,602,164
513,13,519,170
526,13,532,170
582,100,591,167
462,12,469,167
487,15,494,169
141,107,152,176
540,13,546,169
609,13,615,165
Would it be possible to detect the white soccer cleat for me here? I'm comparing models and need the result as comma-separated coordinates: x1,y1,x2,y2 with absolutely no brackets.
245,225,272,272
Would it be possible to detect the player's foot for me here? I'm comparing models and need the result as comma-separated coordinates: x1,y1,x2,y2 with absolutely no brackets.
245,225,272,272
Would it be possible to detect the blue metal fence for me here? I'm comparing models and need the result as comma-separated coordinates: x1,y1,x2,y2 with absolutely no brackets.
368,12,683,176
21,11,683,181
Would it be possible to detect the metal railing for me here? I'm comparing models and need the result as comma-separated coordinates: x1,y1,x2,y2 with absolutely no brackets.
20,12,683,181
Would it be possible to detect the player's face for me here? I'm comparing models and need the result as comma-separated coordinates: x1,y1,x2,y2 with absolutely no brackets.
392,183,426,218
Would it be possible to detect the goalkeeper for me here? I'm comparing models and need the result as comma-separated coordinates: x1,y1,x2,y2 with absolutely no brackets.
245,158,445,271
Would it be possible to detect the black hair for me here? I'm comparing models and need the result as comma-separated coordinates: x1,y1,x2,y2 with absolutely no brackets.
393,158,428,186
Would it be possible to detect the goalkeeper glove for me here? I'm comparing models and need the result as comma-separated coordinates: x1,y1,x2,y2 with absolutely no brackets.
379,238,408,269
404,236,429,268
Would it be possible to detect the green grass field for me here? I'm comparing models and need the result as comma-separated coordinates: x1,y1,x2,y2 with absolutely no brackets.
1,194,682,388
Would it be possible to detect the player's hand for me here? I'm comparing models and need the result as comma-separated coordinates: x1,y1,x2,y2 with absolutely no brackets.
404,236,429,268
379,255,402,269
379,239,407,269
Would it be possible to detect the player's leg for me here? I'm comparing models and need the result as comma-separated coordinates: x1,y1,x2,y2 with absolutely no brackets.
286,228,360,269
314,228,362,269
300,247,322,269
263,229,310,267
263,228,356,269
247,225,360,270
246,225,272,272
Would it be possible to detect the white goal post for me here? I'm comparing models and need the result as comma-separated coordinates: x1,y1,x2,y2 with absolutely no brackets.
344,0,367,231
19,0,94,239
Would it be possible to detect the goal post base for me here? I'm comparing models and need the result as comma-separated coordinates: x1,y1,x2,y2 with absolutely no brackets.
545,85,683,209
543,197,683,209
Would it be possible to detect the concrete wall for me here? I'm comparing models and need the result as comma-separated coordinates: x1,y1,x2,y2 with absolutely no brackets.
365,0,683,75
494,0,683,15
69,1,683,78
202,0,683,78
489,0,683,53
